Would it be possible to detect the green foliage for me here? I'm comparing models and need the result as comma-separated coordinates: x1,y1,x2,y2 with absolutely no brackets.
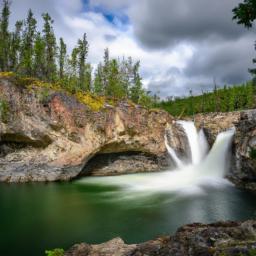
249,249,256,256
157,82,256,117
0,0,10,71
20,9,37,76
0,97,9,122
38,88,50,104
42,12,57,82
233,0,256,77
250,148,256,159
233,0,256,28
45,248,64,256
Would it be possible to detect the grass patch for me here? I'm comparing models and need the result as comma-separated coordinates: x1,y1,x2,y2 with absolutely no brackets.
45,248,64,256
0,97,9,122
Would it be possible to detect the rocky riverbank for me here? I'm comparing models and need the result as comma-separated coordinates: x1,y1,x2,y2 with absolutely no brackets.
0,76,256,191
65,219,256,256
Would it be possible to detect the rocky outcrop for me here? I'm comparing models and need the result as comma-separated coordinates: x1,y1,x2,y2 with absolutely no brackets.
65,219,256,256
0,77,173,182
194,110,256,191
80,151,170,176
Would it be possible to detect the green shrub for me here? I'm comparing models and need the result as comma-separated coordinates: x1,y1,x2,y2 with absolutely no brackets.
0,98,9,122
250,148,256,160
45,248,64,256
249,249,256,256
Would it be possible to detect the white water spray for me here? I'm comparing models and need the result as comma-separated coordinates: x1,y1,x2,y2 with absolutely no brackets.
177,121,209,165
78,121,235,194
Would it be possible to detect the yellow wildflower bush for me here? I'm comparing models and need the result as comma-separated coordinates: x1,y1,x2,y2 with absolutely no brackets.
76,91,105,111
0,71,15,78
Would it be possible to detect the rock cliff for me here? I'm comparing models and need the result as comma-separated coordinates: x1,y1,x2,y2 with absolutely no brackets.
0,77,173,182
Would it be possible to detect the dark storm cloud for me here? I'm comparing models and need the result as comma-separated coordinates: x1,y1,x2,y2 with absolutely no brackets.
132,0,256,96
184,34,255,85
130,0,248,48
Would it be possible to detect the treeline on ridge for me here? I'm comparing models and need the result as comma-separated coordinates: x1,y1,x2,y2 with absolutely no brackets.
158,82,256,117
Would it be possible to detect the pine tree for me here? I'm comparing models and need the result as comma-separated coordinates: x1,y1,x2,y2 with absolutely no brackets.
33,32,45,79
102,48,110,91
94,63,104,95
130,61,143,103
67,47,79,91
107,59,126,98
9,21,23,71
0,0,10,71
42,13,57,81
77,33,89,91
58,37,66,81
20,9,37,76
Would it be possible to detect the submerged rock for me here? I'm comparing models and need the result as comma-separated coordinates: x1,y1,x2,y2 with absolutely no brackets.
65,220,256,256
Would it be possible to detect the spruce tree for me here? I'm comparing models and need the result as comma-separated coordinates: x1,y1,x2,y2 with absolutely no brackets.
0,0,10,71
130,61,143,103
20,9,37,76
58,37,66,80
77,33,89,91
9,21,23,71
33,32,45,79
67,47,79,91
94,63,104,95
102,48,110,91
42,13,57,81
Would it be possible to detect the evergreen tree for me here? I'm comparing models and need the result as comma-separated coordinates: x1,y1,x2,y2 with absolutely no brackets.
0,0,10,71
20,9,37,76
94,63,104,95
33,32,45,79
102,48,110,91
77,33,89,91
58,37,66,80
130,61,143,103
9,21,23,71
67,47,79,91
42,13,57,81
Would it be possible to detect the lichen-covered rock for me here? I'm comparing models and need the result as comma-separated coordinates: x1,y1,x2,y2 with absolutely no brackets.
65,220,256,256
0,78,174,182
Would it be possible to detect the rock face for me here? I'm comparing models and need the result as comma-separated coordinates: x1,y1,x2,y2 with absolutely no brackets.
194,110,256,191
65,220,256,256
80,152,170,176
0,78,173,182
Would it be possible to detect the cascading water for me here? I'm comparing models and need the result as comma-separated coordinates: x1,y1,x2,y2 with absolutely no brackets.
176,121,209,165
78,121,235,194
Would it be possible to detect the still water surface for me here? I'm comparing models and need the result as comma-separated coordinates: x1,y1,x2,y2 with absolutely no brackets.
0,179,256,256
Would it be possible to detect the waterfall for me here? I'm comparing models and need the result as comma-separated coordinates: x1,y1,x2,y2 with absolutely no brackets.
78,121,235,194
176,121,209,164
166,121,234,179
164,135,184,168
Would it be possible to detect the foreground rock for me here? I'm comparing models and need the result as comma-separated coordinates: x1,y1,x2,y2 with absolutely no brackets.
0,77,173,182
65,219,256,256
194,111,256,191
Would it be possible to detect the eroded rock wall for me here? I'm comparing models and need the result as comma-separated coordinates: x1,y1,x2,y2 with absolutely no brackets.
0,78,174,182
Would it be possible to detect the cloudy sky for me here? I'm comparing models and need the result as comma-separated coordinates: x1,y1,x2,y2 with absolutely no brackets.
9,0,256,97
